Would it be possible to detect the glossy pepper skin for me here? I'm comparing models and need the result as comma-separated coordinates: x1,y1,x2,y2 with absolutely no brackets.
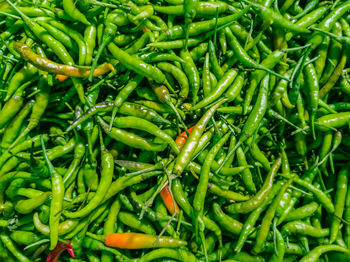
13,42,114,78
105,233,187,249
2,0,350,261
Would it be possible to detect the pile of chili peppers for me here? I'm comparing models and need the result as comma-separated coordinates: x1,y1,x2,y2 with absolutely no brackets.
1,0,350,261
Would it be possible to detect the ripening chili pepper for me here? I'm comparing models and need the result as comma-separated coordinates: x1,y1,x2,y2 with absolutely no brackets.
46,241,75,262
56,74,69,82
104,232,187,249
173,98,227,177
13,42,114,78
160,184,180,215
175,125,195,149
6,0,86,103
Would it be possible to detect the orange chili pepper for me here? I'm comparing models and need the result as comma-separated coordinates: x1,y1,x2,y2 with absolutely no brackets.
160,184,180,215
141,25,151,33
105,232,187,249
56,74,69,82
175,125,196,149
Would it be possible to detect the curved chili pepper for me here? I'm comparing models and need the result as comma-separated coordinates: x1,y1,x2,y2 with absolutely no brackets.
46,241,75,262
13,42,114,78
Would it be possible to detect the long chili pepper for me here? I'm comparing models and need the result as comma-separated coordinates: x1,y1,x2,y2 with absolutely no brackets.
0,233,30,262
157,62,189,100
107,116,179,153
225,28,287,80
190,69,238,111
212,202,243,235
4,63,37,102
183,0,199,50
245,0,310,33
6,0,87,103
13,42,114,78
193,132,230,238
243,50,285,114
0,100,34,151
279,173,335,213
108,42,168,85
319,50,347,99
300,245,350,262
235,181,284,252
44,20,87,66
104,232,187,249
160,184,180,215
88,13,118,81
307,0,350,50
9,78,49,150
40,135,64,250
154,1,227,16
137,248,198,262
304,58,319,139
162,6,250,40
226,155,282,214
109,74,144,129
180,48,200,104
330,166,349,243
64,136,113,218
173,98,227,177
252,177,294,254
216,74,270,174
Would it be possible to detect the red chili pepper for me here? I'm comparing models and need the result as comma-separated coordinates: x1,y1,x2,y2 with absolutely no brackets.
46,241,74,262
160,184,180,215
175,125,196,149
